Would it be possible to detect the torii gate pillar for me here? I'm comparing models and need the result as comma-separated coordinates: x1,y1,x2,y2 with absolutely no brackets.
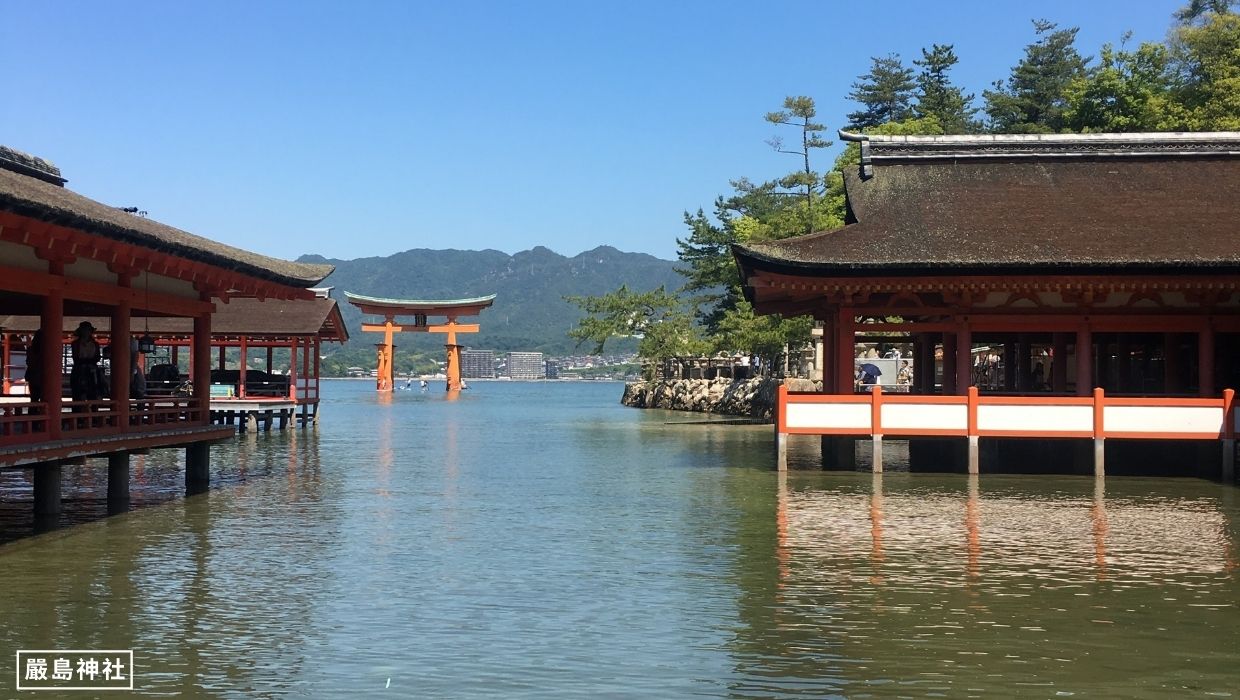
445,328,463,392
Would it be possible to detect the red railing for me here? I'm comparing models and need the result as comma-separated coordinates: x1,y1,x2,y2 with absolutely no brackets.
0,396,208,447
0,402,49,444
778,385,1237,442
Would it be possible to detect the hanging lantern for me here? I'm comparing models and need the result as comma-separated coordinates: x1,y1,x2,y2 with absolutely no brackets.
138,333,156,354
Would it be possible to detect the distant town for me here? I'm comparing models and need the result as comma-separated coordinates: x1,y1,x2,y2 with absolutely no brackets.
340,350,641,381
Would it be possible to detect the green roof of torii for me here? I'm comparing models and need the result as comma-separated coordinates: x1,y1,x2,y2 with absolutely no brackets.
344,291,497,315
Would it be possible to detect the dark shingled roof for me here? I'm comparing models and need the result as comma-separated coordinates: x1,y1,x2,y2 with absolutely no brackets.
0,297,349,341
0,148,333,288
735,131,1240,277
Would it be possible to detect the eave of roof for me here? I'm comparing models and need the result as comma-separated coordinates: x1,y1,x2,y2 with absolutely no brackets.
0,163,333,289
0,297,347,340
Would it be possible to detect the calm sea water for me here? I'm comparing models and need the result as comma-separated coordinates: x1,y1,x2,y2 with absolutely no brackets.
1,380,1238,698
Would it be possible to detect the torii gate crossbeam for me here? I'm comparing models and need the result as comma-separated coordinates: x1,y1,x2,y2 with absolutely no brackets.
345,292,496,392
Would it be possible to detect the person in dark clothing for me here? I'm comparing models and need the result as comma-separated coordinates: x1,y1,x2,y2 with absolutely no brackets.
24,330,44,403
69,321,101,402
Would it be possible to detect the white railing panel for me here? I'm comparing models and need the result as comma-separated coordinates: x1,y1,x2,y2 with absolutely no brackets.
1104,405,1223,435
978,404,1092,433
785,402,870,431
881,403,968,432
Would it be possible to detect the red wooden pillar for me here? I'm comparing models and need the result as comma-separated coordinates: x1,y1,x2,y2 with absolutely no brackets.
836,310,855,394
302,338,311,385
193,312,211,422
1199,323,1215,397
942,332,957,395
217,344,226,372
111,296,131,430
820,318,834,394
41,275,64,439
1076,325,1093,396
1052,332,1068,393
313,336,321,400
956,323,972,395
2,332,11,394
238,335,248,398
289,336,299,401
266,346,274,375
171,344,179,373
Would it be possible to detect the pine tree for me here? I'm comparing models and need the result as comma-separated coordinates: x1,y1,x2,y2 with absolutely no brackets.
913,44,979,133
764,96,831,234
846,54,916,129
1175,0,1236,24
983,20,1089,133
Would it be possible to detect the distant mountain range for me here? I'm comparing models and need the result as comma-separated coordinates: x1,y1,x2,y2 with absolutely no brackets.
297,246,683,355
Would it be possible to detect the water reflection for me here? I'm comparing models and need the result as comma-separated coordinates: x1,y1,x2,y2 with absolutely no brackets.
731,471,1240,697
0,383,1237,698
0,429,334,696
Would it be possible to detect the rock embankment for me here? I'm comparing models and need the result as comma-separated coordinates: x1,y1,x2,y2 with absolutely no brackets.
620,377,820,420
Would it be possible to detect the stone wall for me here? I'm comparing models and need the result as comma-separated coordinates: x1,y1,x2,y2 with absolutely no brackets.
620,377,821,420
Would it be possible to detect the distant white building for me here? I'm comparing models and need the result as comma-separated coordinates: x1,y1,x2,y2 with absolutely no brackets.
507,352,545,380
461,349,496,378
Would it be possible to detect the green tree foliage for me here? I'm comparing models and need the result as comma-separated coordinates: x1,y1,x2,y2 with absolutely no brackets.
675,178,840,333
847,54,917,129
1064,39,1181,132
983,20,1089,133
711,300,813,372
677,96,841,335
1168,10,1240,129
565,286,705,366
1175,0,1237,24
913,44,979,133
764,96,832,233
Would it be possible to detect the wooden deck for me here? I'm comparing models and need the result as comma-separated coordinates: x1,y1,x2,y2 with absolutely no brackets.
208,397,316,432
0,424,234,469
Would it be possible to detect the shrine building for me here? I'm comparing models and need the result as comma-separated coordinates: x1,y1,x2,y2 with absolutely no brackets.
2,292,349,431
733,131,1240,478
0,145,332,524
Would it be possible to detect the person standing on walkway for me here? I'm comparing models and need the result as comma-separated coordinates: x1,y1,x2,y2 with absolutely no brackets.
70,321,101,402
24,330,45,403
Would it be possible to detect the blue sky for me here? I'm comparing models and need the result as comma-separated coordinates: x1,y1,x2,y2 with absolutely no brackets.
2,0,1185,262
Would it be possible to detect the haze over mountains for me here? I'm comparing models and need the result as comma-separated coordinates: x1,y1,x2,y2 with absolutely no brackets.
297,246,683,355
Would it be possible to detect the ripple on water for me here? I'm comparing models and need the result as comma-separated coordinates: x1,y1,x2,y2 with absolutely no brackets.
0,381,1237,698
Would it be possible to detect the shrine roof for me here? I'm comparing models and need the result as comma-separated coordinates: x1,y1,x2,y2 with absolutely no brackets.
734,131,1240,280
344,291,497,314
0,147,333,288
0,297,348,341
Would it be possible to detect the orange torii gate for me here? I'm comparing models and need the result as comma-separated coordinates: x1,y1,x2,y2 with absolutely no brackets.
345,292,496,392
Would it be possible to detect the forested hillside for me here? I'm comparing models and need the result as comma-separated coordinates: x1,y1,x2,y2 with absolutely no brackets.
298,245,681,360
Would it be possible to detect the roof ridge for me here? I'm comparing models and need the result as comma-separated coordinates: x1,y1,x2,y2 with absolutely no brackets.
838,130,1240,145
839,130,1240,179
